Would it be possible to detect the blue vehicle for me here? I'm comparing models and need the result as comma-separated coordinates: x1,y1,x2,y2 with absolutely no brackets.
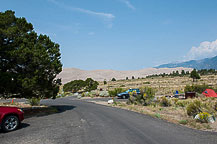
117,88,140,99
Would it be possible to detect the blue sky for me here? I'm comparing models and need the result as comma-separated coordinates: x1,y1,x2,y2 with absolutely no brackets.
2,0,217,70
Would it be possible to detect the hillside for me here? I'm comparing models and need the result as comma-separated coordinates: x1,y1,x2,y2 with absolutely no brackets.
57,67,192,84
156,55,217,70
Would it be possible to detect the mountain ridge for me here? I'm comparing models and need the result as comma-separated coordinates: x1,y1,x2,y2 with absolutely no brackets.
156,56,217,70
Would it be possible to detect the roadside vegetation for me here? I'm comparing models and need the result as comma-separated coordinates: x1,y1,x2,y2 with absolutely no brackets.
63,78,99,93
81,70,217,131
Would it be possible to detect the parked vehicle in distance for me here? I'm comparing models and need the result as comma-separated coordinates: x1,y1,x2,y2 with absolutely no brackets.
0,106,24,132
117,88,140,99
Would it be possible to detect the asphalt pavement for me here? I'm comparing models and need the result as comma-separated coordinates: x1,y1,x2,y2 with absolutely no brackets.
0,96,217,144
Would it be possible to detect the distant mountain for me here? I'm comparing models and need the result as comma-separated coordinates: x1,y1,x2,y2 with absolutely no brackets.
156,56,217,70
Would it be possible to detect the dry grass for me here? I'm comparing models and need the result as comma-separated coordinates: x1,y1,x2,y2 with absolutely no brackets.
98,75,217,96
110,101,217,132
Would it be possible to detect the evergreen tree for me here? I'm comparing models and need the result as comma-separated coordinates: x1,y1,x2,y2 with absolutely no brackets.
190,69,200,82
0,10,62,99
111,78,116,81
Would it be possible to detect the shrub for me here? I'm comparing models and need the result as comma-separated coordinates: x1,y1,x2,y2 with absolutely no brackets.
197,112,211,123
111,78,116,81
28,98,40,106
63,78,99,93
104,80,107,85
214,102,217,111
82,92,85,97
127,87,155,106
108,88,125,97
171,98,179,106
184,84,211,93
159,96,171,107
99,91,109,97
176,100,186,107
186,100,202,116
179,120,188,125
143,82,151,84
155,113,161,119
140,87,155,98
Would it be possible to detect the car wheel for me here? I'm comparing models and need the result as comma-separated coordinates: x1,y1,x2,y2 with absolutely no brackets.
1,115,19,132
122,95,126,99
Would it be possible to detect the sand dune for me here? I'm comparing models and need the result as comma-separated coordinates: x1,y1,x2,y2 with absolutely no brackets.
57,67,193,84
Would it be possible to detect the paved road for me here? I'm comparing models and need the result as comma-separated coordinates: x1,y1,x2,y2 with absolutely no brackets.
1,96,217,144
81,97,128,103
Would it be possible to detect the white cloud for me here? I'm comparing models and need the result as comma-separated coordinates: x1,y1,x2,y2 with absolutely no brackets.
119,0,135,10
186,39,217,60
47,0,115,28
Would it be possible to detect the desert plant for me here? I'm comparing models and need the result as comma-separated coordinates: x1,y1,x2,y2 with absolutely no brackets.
99,91,109,97
171,98,179,106
143,82,151,84
214,102,217,111
108,88,125,97
127,87,155,106
155,113,161,119
159,96,171,107
197,112,211,123
176,100,187,107
81,92,85,97
186,100,202,116
179,120,188,125
28,98,40,106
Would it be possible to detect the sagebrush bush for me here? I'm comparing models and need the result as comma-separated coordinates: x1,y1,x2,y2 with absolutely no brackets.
108,88,125,97
127,87,155,106
159,96,171,107
28,98,40,106
99,91,109,97
171,98,179,106
186,100,202,116
176,100,189,107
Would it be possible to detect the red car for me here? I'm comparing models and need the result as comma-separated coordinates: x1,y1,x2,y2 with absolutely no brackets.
0,106,24,132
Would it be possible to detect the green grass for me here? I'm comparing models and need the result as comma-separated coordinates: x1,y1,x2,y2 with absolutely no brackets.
179,120,188,125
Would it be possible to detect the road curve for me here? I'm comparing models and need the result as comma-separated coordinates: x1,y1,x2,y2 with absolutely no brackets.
0,96,217,144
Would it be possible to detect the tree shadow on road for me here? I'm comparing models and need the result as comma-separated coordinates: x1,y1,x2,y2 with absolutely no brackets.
24,105,76,119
